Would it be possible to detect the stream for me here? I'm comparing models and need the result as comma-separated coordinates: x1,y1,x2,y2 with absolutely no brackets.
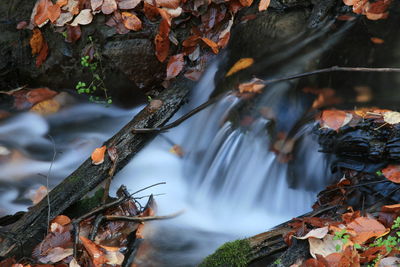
1,8,400,266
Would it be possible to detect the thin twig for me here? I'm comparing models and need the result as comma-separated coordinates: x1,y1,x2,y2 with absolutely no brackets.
130,182,166,196
131,66,400,133
46,135,56,234
318,179,389,196
105,210,184,222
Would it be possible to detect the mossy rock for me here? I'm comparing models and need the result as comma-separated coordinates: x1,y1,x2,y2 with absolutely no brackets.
200,239,251,267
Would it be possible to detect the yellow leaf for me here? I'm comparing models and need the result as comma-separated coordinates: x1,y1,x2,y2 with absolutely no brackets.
226,58,254,77
30,99,60,115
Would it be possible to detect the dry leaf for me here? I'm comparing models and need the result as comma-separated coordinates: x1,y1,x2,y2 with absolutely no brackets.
295,226,329,240
201,37,219,54
155,0,181,9
169,144,184,157
62,0,80,15
308,234,344,258
30,28,44,55
26,87,58,104
39,247,73,263
30,98,60,115
91,145,107,165
102,0,117,14
66,25,82,43
69,258,81,267
346,217,388,244
36,41,49,67
155,19,170,62
239,0,253,7
383,111,400,125
47,4,61,22
70,9,93,26
121,12,142,31
118,0,141,9
34,0,52,26
382,165,400,183
370,37,384,44
79,236,107,266
166,53,184,80
91,0,103,11
30,185,48,205
226,58,254,76
55,12,74,26
238,78,265,94
259,0,270,11
320,110,352,131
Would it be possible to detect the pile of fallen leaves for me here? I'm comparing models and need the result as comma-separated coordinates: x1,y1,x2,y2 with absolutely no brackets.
0,189,158,267
286,203,400,266
343,0,393,20
24,0,271,79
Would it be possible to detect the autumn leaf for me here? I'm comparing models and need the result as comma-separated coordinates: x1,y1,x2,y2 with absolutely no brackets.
346,217,388,244
383,111,400,125
381,203,400,213
47,4,61,23
34,0,52,26
201,37,219,54
30,28,44,55
102,0,117,14
258,0,270,11
308,234,344,258
143,2,160,21
239,0,253,7
370,37,384,44
169,144,184,157
55,12,74,26
320,110,352,131
238,78,265,94
166,54,184,80
30,98,60,115
121,12,142,31
382,165,400,183
91,145,107,165
79,236,107,266
70,9,94,26
91,0,103,11
66,25,82,43
30,185,48,205
36,41,49,67
155,19,170,62
118,0,141,9
155,0,181,9
226,58,254,77
295,226,329,240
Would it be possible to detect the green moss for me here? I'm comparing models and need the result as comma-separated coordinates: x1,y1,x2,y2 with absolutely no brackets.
200,239,251,267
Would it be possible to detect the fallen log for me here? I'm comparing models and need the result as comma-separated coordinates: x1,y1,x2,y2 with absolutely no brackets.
0,77,194,259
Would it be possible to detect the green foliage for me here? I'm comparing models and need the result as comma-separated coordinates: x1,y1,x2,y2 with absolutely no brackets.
199,239,251,267
75,37,112,105
333,229,350,251
369,216,400,253
273,258,282,265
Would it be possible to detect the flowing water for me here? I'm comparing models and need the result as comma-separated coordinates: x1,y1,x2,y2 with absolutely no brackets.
1,9,400,266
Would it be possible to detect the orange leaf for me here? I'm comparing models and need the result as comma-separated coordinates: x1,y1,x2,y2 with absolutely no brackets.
381,203,400,213
166,53,184,80
320,110,352,131
258,0,270,11
47,3,61,22
239,0,253,7
30,28,44,55
52,215,71,226
155,19,170,62
155,0,181,9
122,12,142,31
201,37,219,54
382,165,400,183
30,185,48,205
238,78,265,94
226,58,254,77
30,98,59,115
26,87,57,104
91,145,106,165
346,217,388,244
34,0,52,26
79,236,107,266
143,2,160,20
370,37,384,44
36,41,48,67
57,0,68,7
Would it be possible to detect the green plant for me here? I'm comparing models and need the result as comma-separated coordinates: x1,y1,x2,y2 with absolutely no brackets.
75,36,112,105
273,258,282,265
333,229,351,251
369,216,400,253
199,239,251,267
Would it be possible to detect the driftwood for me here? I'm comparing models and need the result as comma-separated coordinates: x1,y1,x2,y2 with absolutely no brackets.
0,77,194,259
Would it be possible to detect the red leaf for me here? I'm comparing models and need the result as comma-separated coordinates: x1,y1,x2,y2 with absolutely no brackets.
166,54,184,80
26,87,57,104
382,165,400,183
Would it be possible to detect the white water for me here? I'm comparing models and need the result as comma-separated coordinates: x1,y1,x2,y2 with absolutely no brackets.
0,63,332,265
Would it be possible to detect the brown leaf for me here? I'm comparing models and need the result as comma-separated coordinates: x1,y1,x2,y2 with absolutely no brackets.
102,0,117,14
143,2,160,20
30,185,48,205
155,19,170,62
201,37,219,54
36,40,49,67
39,247,73,264
66,25,82,43
347,217,388,244
47,4,61,22
370,37,384,44
34,0,52,26
91,0,103,11
91,145,107,165
382,165,400,183
118,0,141,9
238,78,265,94
107,147,118,162
239,0,253,7
55,12,74,26
122,12,142,31
62,0,80,15
30,98,60,115
30,28,44,55
166,53,184,80
52,215,71,227
70,9,93,26
308,234,344,258
226,58,254,77
155,0,180,9
258,0,270,11
320,110,352,131
381,203,400,213
26,87,58,104
79,236,107,266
